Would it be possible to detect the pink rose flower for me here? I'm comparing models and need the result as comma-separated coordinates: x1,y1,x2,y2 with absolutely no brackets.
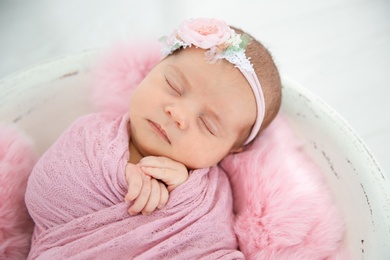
175,18,233,49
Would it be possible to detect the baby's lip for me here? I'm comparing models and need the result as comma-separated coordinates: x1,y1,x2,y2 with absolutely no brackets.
148,120,171,144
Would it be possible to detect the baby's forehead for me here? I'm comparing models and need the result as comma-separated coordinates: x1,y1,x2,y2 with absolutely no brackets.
168,48,247,81
168,51,245,85
169,48,255,98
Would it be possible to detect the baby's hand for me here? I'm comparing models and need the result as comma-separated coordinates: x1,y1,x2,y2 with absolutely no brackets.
138,156,189,192
125,163,169,215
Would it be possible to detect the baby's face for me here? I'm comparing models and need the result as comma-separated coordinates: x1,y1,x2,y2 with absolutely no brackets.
129,47,256,169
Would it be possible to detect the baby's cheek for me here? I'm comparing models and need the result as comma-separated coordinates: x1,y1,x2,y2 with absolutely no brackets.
181,148,226,169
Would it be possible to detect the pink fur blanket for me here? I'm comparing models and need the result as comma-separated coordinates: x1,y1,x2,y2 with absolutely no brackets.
221,116,348,259
0,125,36,259
24,113,244,259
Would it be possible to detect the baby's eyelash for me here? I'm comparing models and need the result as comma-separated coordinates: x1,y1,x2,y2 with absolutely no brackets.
200,117,215,135
165,78,181,95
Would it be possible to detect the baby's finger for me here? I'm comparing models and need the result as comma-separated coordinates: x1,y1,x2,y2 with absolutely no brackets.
158,182,169,209
141,179,161,215
140,166,168,182
139,156,177,169
141,166,186,191
128,174,151,215
125,164,143,202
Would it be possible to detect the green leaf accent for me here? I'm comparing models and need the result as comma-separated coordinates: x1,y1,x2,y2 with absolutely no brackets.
239,34,252,49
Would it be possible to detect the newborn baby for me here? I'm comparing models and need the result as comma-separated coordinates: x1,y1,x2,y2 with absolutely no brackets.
25,18,281,259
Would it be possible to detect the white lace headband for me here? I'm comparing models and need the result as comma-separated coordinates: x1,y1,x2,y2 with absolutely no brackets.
161,18,265,145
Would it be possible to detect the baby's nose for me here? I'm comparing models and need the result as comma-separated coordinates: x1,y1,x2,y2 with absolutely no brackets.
165,106,189,130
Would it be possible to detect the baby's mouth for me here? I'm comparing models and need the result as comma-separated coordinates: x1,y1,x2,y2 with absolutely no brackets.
148,120,171,144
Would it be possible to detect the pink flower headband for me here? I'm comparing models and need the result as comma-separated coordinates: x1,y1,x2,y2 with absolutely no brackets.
161,18,265,145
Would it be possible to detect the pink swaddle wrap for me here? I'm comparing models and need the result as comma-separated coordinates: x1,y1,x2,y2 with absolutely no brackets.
25,113,243,259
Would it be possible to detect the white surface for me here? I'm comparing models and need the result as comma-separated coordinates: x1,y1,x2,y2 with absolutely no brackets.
1,0,389,177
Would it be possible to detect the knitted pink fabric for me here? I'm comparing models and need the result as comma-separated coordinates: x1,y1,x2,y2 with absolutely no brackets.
25,113,243,259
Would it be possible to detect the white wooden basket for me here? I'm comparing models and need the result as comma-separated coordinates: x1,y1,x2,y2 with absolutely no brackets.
1,51,389,259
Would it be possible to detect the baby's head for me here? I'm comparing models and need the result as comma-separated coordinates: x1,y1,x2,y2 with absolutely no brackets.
129,18,281,169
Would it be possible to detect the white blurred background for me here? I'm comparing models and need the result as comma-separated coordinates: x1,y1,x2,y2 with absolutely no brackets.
1,0,389,174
